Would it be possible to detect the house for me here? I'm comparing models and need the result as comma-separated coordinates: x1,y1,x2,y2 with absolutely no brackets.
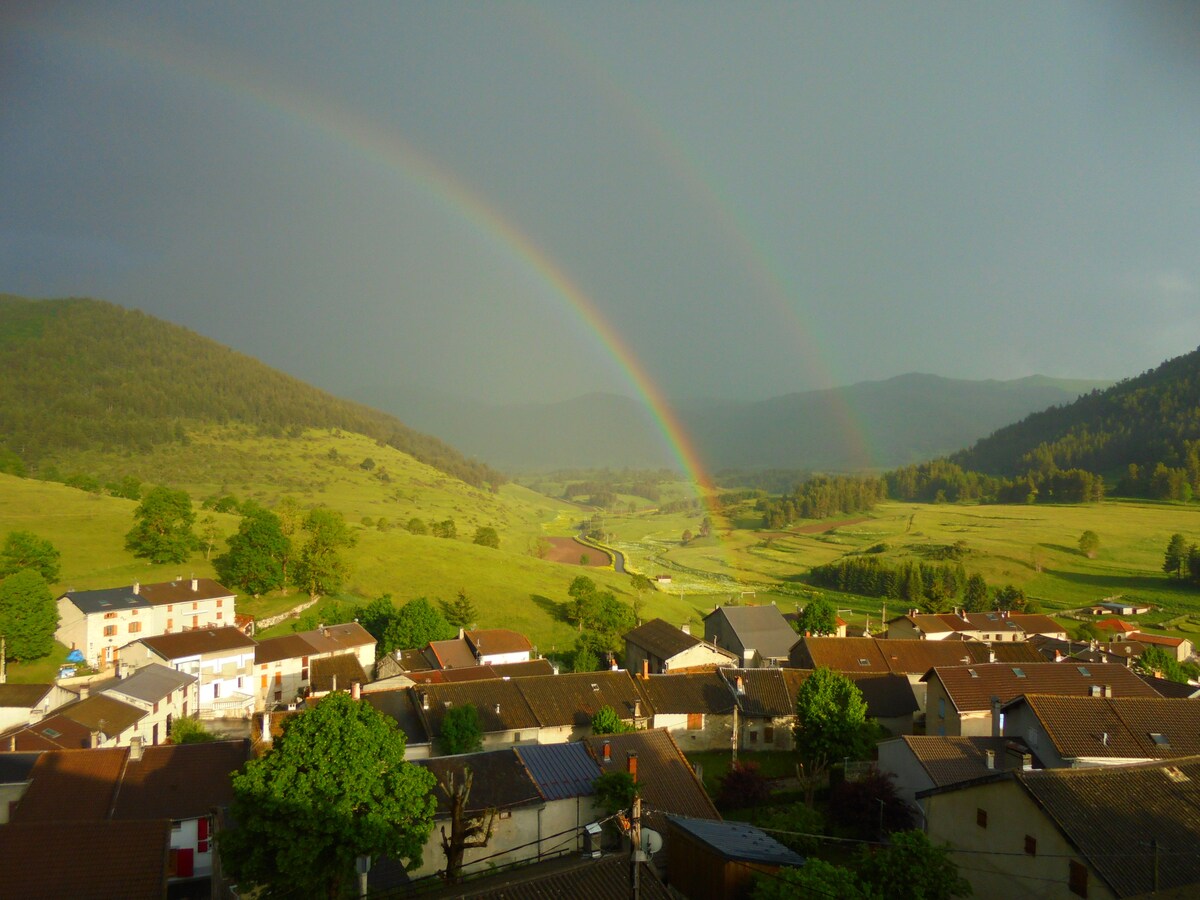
513,670,650,743
254,621,375,709
1001,694,1200,768
664,816,804,900
0,752,40,822
1090,599,1153,616
401,659,555,687
122,626,257,719
886,610,1068,643
724,668,806,751
1128,630,1194,662
783,605,848,638
56,577,236,668
309,653,370,697
412,679,541,751
922,756,1200,899
624,618,738,675
425,628,534,670
583,729,721,833
0,683,75,732
4,740,248,889
634,671,738,751
1,664,197,750
846,672,921,735
361,687,433,759
703,605,798,668
1093,617,1139,638
1028,634,1147,666
878,734,1037,807
922,662,1160,737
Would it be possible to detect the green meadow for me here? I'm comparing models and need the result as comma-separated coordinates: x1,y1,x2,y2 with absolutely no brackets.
6,424,1200,683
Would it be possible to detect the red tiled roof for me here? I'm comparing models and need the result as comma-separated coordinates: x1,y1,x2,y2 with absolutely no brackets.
136,626,256,659
465,628,533,656
10,748,128,823
927,662,1159,713
111,740,249,820
1130,631,1187,648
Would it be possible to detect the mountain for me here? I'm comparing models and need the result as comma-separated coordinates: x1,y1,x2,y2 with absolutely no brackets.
0,295,504,488
951,345,1200,477
360,374,1111,472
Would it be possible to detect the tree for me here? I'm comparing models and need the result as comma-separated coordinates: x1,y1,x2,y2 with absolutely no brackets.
794,597,838,636
1164,533,1188,578
292,507,355,601
199,515,221,562
170,716,216,744
570,641,598,673
962,573,989,612
828,770,915,839
1136,646,1187,682
793,667,873,805
220,693,436,897
407,517,429,536
0,569,57,660
753,861,870,900
590,704,633,735
472,526,499,549
431,519,457,540
681,529,693,545
437,767,496,884
716,761,770,810
857,830,971,900
992,584,1027,612
528,536,550,558
592,770,638,815
124,485,196,564
1079,530,1100,558
380,597,456,656
0,530,61,582
439,589,477,629
567,576,599,632
439,703,483,755
274,496,303,593
213,505,290,597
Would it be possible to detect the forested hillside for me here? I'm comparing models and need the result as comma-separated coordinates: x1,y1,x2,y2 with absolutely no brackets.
0,296,504,488
951,346,1200,493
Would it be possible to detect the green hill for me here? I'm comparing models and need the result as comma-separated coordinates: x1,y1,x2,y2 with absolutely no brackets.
0,295,504,488
951,345,1200,480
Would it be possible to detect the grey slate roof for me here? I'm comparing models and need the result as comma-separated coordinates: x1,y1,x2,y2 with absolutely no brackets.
666,816,805,866
99,663,195,704
59,586,151,615
624,618,702,660
516,742,601,801
707,605,798,660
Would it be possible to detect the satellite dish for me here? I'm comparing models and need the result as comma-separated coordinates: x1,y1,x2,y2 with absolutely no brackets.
640,828,663,855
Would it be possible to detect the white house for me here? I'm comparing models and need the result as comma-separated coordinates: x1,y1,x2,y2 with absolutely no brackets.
122,626,257,719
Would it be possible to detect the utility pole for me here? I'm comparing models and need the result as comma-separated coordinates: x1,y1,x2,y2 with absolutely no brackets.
1,635,6,684
628,752,641,900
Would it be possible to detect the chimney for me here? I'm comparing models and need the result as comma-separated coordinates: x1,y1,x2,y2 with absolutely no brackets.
610,659,618,672
395,649,402,661
627,751,638,783
641,659,649,680
985,749,995,770
495,703,501,715
1104,684,1113,698
1101,731,1108,747
990,696,1002,737
7,736,14,752
634,698,641,718
132,581,140,595
351,681,361,700
78,685,89,700
130,736,144,761
331,674,337,694
988,648,996,664
680,622,690,635
1022,753,1032,771
1054,650,1063,662
602,740,611,762
458,627,465,640
736,676,745,695
90,730,101,749
421,691,429,711
261,712,272,744
191,577,198,592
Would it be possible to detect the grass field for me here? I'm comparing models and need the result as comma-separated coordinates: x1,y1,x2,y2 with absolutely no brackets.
7,429,1200,682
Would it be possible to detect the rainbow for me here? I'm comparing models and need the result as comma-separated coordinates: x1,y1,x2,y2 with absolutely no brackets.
25,17,724,501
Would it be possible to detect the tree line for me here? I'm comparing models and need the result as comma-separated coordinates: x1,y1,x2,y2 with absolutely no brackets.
758,475,887,528
807,555,1028,614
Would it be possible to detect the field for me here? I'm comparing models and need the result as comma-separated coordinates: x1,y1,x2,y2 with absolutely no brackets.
6,426,1200,683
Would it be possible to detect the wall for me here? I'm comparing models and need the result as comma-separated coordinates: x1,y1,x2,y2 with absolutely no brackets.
876,738,934,807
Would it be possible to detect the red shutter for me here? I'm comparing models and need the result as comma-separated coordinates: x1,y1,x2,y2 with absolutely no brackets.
198,816,210,852
176,848,194,878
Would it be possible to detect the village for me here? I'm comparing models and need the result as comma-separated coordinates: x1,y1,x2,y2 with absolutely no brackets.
3,576,1200,898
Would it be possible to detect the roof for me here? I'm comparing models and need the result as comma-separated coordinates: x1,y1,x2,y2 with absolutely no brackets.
135,625,256,659
624,618,702,660
491,659,555,678
635,671,737,715
666,815,805,866
416,679,541,736
99,663,195,704
724,668,799,718
846,673,920,719
59,584,152,615
790,636,1044,674
254,622,375,665
55,693,146,736
310,653,368,693
9,747,128,822
894,735,1038,788
1007,694,1200,761
0,713,94,750
415,748,543,817
1095,618,1138,633
0,751,40,784
1140,674,1200,699
426,636,479,669
925,662,1159,713
466,628,534,656
515,742,602,801
514,670,648,728
111,739,249,820
453,854,670,900
0,819,170,900
706,605,798,659
0,683,52,708
362,688,431,746
138,577,234,605
1130,630,1189,648
1014,756,1200,897
585,729,720,831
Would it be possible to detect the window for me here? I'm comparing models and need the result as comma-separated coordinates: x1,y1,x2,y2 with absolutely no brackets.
498,810,512,820
748,730,759,744
261,674,268,690
103,625,117,637
167,604,173,612
513,732,522,742
216,612,223,620
153,701,159,714
686,713,704,731
213,682,221,699
104,612,117,619
1077,666,1091,676
274,690,282,702
301,667,309,681
166,619,173,631
1012,668,1026,678
128,622,142,634
1069,860,1088,897
217,599,223,608
976,808,988,828
764,725,775,744
131,608,138,616
1150,733,1171,749
938,698,946,719
1025,835,1037,856
274,672,282,686
192,601,198,610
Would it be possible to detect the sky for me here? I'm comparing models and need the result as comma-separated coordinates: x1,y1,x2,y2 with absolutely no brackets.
2,2,1199,407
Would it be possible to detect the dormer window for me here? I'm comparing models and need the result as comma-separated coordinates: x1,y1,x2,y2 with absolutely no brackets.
1077,666,1091,677
857,659,871,666
1150,733,1170,749
1013,668,1026,678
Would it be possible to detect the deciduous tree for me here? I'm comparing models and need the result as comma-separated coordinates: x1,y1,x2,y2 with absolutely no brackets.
213,505,290,597
292,507,355,601
590,704,632,735
1079,530,1100,558
380,597,455,656
0,569,57,660
438,703,483,756
471,526,499,549
1164,533,1188,578
221,693,436,897
0,530,61,582
437,767,496,884
124,485,196,564
793,667,873,805
794,597,838,636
